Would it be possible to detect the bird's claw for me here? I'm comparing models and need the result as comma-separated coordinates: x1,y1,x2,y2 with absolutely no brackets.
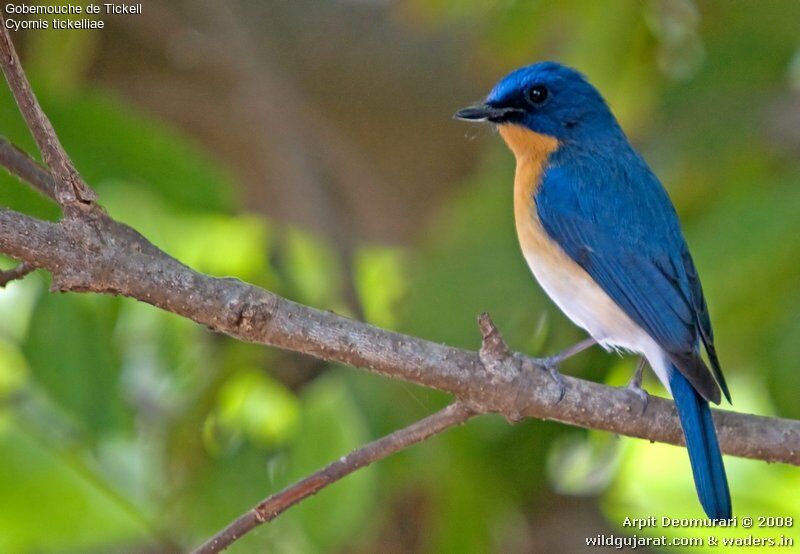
541,357,567,404
627,358,649,415
524,338,595,404
627,381,649,415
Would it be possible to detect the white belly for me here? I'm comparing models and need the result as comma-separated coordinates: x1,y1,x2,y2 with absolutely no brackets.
521,249,640,349
523,249,671,389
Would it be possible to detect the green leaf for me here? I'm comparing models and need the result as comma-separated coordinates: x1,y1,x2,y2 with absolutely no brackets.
0,421,152,552
355,246,408,328
100,183,277,285
22,294,128,438
0,337,28,399
0,261,39,342
281,228,345,311
211,368,300,448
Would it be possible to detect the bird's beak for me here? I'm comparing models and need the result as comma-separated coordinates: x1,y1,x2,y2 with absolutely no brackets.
454,103,522,122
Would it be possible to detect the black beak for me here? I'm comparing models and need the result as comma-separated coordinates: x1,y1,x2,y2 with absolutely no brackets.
454,103,522,123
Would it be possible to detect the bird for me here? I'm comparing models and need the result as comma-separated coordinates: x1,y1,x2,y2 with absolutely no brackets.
455,61,731,520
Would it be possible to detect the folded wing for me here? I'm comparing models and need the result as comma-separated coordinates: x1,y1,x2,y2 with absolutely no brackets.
536,158,728,404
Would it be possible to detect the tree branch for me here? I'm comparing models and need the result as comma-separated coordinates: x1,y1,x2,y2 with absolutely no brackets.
0,205,798,466
0,16,95,208
0,260,34,287
0,137,56,200
193,402,475,553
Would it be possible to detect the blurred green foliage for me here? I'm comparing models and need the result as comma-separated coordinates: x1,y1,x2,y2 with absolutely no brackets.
2,1,800,552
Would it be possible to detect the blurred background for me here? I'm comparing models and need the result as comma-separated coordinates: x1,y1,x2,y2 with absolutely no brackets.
1,0,799,552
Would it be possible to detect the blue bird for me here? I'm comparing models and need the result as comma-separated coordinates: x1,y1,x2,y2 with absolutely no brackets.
456,62,731,520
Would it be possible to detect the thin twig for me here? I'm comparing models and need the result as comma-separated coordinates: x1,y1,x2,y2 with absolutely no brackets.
0,137,56,200
0,16,95,208
192,402,476,553
0,261,34,287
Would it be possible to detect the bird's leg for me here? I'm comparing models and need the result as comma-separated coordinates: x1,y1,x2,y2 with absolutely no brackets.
539,337,597,402
627,357,649,414
543,337,598,367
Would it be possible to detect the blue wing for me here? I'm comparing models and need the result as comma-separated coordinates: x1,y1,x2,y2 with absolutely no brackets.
537,146,729,404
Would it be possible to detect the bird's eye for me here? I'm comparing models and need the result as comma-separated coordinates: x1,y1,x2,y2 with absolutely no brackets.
525,84,549,105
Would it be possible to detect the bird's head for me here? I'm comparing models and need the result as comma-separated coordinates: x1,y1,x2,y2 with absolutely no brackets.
455,61,619,144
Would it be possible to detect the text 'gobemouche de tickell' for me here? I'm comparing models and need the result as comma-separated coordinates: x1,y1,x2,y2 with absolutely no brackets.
3,3,142,15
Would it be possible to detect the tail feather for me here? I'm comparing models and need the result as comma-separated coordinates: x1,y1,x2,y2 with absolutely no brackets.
669,367,732,520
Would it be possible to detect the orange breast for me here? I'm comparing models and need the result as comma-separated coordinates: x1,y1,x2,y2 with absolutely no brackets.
498,124,645,346
497,125,561,260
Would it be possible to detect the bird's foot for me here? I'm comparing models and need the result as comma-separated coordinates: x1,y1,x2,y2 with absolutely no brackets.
627,357,649,415
627,382,649,414
540,356,567,403
535,338,597,404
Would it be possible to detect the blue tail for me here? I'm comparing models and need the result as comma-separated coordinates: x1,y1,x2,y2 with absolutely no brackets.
669,367,731,520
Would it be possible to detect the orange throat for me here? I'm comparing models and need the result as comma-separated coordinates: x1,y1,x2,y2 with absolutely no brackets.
497,124,559,240
498,124,558,162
